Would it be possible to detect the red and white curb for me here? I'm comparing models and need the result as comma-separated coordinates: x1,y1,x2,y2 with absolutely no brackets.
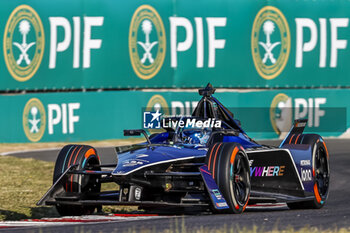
0,204,287,229
0,214,165,229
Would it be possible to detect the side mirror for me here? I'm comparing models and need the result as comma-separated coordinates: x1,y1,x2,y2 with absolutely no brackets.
123,129,151,145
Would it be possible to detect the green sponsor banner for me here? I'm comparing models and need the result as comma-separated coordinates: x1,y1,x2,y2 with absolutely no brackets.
0,89,348,143
0,91,150,142
214,91,347,139
1,1,350,90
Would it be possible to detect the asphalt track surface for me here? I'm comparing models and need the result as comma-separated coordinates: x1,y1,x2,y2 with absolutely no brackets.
1,139,350,232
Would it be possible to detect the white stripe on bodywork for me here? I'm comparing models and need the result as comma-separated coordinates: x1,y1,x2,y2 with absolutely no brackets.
112,155,206,176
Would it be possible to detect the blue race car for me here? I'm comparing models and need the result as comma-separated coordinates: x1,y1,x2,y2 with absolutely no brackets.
38,84,330,215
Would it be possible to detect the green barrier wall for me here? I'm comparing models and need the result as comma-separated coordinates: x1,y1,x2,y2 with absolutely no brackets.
2,0,350,90
1,89,347,143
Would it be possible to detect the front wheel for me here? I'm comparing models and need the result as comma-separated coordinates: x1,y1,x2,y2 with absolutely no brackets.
206,143,251,214
53,145,101,216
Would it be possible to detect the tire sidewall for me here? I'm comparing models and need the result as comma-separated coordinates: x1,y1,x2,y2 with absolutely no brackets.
53,145,100,193
227,149,250,213
210,143,251,214
54,145,101,216
300,135,330,208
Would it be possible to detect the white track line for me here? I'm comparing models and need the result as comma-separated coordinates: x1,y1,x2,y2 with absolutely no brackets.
0,148,60,156
0,215,165,228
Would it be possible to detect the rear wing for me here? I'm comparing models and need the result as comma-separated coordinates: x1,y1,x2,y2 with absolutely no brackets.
279,119,307,147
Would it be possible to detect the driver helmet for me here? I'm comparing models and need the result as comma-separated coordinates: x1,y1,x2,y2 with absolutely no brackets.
183,128,211,145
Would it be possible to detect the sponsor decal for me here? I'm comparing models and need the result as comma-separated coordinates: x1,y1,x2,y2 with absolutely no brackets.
216,202,228,208
295,121,307,128
250,165,285,177
300,159,311,166
3,5,45,81
122,159,149,167
23,98,46,142
212,189,223,200
123,160,143,167
136,154,149,158
301,168,312,181
114,171,125,175
129,5,166,80
251,6,290,80
212,189,228,208
134,187,142,200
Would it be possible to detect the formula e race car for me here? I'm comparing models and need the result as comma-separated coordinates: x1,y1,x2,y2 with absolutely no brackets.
38,84,330,215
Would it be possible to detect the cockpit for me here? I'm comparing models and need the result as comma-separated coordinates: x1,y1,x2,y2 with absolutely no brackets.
155,116,240,147
146,84,258,148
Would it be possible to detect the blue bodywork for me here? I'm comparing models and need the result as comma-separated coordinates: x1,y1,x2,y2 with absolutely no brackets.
112,145,207,175
38,84,325,212
111,93,319,207
200,165,229,210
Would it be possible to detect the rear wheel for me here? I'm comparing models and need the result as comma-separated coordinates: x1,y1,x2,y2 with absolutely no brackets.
53,145,101,216
206,143,250,214
287,135,330,209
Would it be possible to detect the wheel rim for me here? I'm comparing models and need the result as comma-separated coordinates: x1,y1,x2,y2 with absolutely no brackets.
315,146,329,198
231,152,250,206
81,158,101,194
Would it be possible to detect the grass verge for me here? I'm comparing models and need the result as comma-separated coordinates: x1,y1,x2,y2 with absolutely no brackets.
0,155,136,221
0,156,57,220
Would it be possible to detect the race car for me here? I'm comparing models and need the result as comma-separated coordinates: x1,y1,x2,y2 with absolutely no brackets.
38,84,330,215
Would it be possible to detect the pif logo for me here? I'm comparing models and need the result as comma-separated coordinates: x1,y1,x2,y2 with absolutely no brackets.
23,99,81,142
3,5,45,82
146,94,169,117
270,93,292,136
129,5,166,80
251,6,290,80
23,98,46,142
270,93,327,136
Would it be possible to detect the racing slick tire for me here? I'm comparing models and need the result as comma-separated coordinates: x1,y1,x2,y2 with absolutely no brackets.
206,142,251,214
287,134,330,209
53,145,101,216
